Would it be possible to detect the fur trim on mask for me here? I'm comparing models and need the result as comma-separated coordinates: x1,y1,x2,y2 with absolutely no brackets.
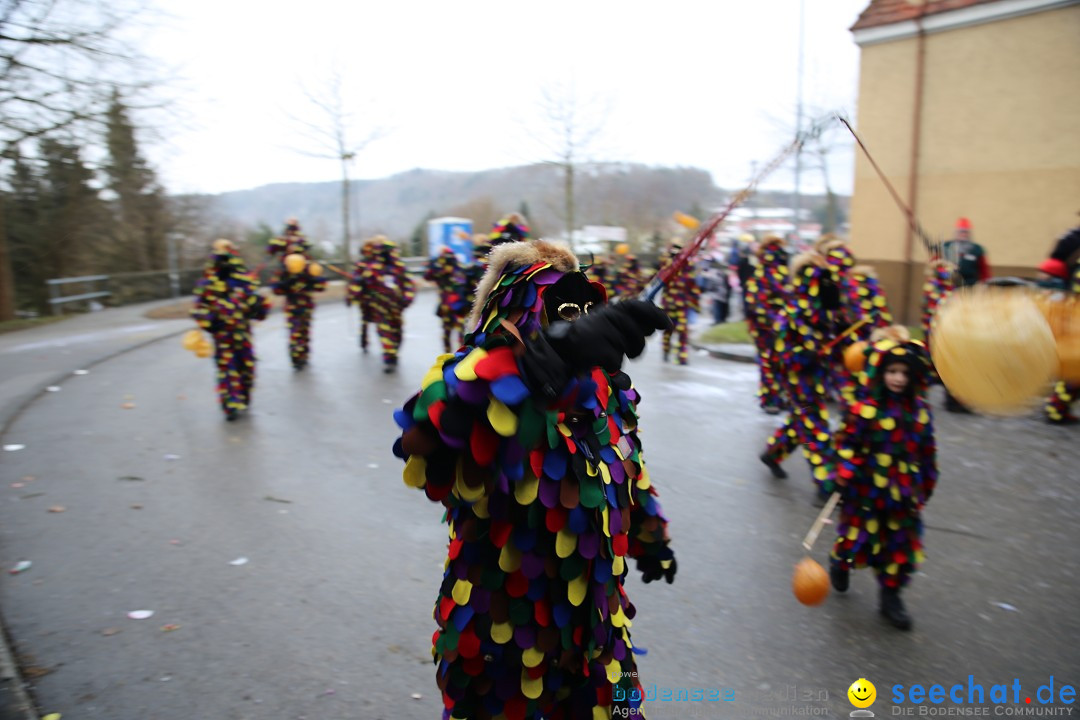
851,264,877,278
870,325,911,344
815,235,846,254
755,235,785,258
791,250,828,276
466,239,578,329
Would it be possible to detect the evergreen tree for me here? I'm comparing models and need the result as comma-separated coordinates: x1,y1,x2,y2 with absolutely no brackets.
104,90,170,272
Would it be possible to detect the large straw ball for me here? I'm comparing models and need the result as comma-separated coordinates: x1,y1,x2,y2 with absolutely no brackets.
931,287,1058,415
792,557,830,606
284,253,307,274
1059,335,1080,384
1032,294,1080,383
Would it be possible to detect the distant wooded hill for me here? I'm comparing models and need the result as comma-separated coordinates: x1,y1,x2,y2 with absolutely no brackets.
195,162,847,253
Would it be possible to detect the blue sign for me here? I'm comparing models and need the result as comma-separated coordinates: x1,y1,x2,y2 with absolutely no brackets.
428,217,474,266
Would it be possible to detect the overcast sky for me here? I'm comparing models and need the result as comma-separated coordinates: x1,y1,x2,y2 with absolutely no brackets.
144,0,869,197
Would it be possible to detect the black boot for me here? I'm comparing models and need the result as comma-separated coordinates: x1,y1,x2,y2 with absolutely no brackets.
830,564,849,593
759,453,788,479
880,586,912,631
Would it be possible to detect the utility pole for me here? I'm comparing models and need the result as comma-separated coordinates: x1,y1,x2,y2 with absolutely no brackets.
792,0,806,250
341,150,355,262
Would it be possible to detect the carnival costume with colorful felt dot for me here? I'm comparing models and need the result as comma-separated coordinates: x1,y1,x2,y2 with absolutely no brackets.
353,236,415,372
346,242,377,352
760,251,840,495
830,327,937,630
267,219,326,370
657,245,701,366
394,239,675,720
744,236,790,411
612,255,646,301
1044,227,1080,424
190,240,270,420
425,246,469,353
922,258,955,384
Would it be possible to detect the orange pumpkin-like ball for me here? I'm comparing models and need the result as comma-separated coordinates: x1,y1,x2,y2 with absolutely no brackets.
843,340,869,373
792,557,830,606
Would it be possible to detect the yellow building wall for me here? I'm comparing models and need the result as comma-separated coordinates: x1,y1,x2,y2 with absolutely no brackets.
848,4,1080,320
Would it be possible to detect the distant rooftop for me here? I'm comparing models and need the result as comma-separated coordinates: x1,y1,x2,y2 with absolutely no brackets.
851,0,1003,31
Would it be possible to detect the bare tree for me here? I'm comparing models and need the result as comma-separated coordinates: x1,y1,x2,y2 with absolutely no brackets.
288,67,388,262
0,0,156,320
527,84,610,243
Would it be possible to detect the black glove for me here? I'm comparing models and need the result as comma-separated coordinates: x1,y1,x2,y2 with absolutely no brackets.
548,300,672,373
520,331,574,401
635,545,677,584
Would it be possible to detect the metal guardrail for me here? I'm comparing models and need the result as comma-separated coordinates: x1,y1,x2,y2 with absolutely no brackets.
43,256,432,314
46,275,112,314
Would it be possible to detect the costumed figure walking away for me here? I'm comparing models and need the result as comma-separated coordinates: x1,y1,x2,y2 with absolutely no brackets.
267,218,326,370
425,246,469,353
490,213,531,246
743,236,790,413
393,238,676,720
657,244,701,365
613,254,646,300
463,235,493,313
588,255,615,300
356,236,415,373
190,240,270,421
1043,224,1080,424
759,251,842,501
829,326,937,631
347,242,377,352
941,217,991,413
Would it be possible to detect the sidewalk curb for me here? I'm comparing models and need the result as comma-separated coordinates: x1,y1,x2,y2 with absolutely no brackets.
691,342,756,365
0,321,192,720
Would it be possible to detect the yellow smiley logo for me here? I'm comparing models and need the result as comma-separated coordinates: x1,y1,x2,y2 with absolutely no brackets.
848,678,877,708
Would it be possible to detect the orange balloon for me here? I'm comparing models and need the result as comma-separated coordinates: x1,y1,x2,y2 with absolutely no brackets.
792,557,830,606
615,243,630,256
843,341,868,373
309,262,323,277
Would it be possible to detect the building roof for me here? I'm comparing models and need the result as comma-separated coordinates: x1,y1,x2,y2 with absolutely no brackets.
851,0,1004,31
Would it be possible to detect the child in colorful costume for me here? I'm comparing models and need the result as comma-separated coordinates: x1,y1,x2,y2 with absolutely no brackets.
743,236,790,412
657,245,701,365
267,218,326,370
393,238,675,720
759,251,841,499
830,326,937,631
191,240,270,421
354,236,415,373
425,246,469,353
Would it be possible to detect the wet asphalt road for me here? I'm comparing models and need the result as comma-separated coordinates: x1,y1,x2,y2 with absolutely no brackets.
0,292,1077,719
